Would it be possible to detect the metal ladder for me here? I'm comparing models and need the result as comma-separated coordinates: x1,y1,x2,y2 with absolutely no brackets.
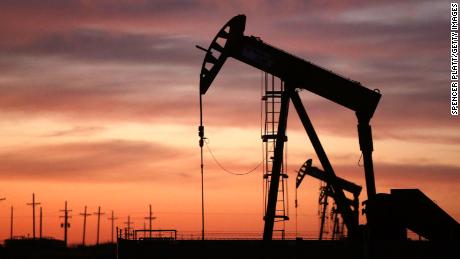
262,73,289,239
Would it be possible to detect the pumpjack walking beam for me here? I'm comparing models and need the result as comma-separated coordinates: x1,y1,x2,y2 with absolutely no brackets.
199,14,381,240
297,160,362,197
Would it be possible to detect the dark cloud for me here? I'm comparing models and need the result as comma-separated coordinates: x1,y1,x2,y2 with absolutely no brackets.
0,0,202,14
0,0,217,48
377,131,460,145
269,1,447,91
0,140,192,182
2,29,200,65
0,57,261,127
0,81,193,123
42,126,105,137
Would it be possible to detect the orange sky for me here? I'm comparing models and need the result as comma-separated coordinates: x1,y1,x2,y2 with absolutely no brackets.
0,0,459,244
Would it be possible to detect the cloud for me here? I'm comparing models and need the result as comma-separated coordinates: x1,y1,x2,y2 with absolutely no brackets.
0,0,456,141
0,0,220,48
42,126,105,137
335,162,460,184
0,56,264,127
0,140,193,182
2,29,200,65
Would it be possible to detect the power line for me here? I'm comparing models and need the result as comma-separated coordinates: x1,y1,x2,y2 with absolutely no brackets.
204,139,262,176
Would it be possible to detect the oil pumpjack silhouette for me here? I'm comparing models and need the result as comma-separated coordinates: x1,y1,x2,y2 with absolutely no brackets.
117,14,459,259
197,14,459,242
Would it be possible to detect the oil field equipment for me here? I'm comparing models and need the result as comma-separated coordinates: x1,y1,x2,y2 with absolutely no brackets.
198,14,460,242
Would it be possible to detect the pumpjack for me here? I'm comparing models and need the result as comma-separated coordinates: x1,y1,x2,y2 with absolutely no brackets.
296,159,361,240
198,14,460,241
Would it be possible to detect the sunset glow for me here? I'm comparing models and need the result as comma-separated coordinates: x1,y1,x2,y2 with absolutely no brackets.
0,0,458,245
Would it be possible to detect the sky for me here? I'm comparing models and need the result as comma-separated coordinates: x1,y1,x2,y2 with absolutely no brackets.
0,0,458,244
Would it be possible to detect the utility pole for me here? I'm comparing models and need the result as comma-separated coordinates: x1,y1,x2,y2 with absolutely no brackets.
108,210,118,243
0,197,5,239
10,206,13,239
60,201,71,247
145,204,156,238
94,206,105,245
199,93,206,241
124,216,133,240
39,207,43,239
79,206,91,246
26,193,41,239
